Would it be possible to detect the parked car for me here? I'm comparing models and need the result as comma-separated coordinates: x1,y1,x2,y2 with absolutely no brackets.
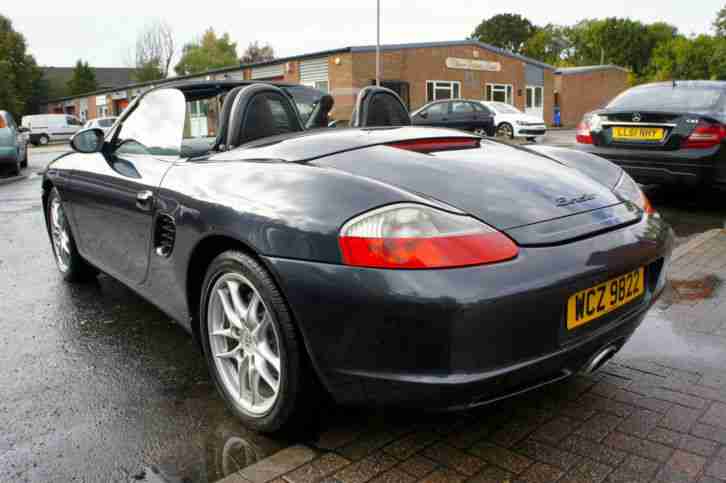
82,116,118,133
0,111,29,175
43,81,672,433
21,114,83,146
411,99,495,136
481,101,547,141
576,81,726,189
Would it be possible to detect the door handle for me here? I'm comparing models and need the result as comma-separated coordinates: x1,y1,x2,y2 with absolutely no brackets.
136,190,154,212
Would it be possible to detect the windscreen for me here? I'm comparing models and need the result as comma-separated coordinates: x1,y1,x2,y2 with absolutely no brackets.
608,85,725,112
284,85,323,124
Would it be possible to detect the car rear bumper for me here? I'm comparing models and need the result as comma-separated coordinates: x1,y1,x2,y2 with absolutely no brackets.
264,215,673,409
575,145,726,187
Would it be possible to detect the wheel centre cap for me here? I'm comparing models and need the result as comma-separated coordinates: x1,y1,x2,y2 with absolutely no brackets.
241,329,254,352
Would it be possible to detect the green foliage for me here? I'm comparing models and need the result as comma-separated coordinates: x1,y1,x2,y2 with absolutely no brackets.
648,35,724,81
0,14,42,119
522,25,570,65
67,60,98,95
133,60,165,82
174,28,238,76
715,5,726,37
470,14,535,54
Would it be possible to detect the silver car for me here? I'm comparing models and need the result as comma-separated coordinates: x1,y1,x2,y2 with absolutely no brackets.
82,116,118,134
0,111,29,176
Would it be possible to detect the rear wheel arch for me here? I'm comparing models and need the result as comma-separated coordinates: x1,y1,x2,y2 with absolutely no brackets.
185,234,331,402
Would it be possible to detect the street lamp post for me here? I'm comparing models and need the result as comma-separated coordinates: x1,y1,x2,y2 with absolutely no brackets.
376,0,381,86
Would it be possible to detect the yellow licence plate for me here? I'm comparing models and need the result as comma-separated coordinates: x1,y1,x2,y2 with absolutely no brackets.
567,268,645,330
612,126,664,141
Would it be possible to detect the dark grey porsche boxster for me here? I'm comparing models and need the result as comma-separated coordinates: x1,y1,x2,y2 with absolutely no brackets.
43,81,673,432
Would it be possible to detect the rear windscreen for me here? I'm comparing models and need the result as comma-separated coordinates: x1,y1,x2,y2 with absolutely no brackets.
608,85,724,112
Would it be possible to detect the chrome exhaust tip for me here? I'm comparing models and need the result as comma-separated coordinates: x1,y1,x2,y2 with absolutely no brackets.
581,345,619,374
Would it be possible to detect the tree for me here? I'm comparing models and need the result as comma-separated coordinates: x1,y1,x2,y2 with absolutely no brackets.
67,60,97,95
647,35,718,81
240,41,275,64
470,14,536,54
523,25,570,65
174,28,238,76
0,14,42,119
132,19,175,82
715,4,726,37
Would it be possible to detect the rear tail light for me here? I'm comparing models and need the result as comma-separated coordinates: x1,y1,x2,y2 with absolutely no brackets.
0,117,6,129
388,138,481,153
576,121,593,144
614,172,655,215
338,204,518,269
682,121,726,149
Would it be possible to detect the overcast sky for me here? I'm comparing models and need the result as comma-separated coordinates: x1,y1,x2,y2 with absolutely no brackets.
4,0,724,68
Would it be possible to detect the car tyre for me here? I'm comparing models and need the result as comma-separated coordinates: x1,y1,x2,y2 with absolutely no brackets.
473,127,488,137
38,134,49,146
21,145,28,168
46,188,97,282
496,122,514,139
200,250,311,433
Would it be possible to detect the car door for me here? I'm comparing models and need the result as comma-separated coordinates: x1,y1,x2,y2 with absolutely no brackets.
5,114,25,160
63,116,82,140
450,101,483,131
472,102,495,135
413,102,448,127
63,88,186,285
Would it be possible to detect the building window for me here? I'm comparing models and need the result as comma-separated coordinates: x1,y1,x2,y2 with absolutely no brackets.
485,84,513,105
526,86,544,109
426,81,461,103
314,80,329,93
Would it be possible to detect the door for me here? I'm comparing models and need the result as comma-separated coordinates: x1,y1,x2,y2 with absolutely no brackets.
526,86,544,119
64,89,186,285
413,102,448,127
61,116,82,140
448,101,479,131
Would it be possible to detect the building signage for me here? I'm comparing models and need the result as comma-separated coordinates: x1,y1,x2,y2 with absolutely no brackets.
446,57,501,72
110,90,127,100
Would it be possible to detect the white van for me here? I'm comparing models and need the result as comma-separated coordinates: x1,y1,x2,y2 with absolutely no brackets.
21,114,83,145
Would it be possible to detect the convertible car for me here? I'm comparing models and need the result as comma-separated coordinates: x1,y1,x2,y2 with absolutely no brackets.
43,81,673,432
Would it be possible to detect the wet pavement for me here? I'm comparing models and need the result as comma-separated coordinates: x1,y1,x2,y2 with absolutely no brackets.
1,146,726,482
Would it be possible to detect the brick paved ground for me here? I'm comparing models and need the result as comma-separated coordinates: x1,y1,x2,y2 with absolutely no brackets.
222,230,726,483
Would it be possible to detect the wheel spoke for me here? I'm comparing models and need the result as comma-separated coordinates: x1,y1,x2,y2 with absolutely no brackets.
255,355,278,392
212,328,237,340
252,313,271,338
217,289,243,329
215,346,240,360
249,360,259,406
247,293,261,328
226,280,249,322
256,340,280,372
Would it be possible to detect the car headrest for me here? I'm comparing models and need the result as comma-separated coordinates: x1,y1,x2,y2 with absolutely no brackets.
350,86,411,128
226,84,304,149
305,94,335,129
213,86,246,151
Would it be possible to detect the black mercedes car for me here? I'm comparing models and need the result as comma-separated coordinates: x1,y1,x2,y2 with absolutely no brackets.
576,81,726,189
411,99,496,136
43,81,673,432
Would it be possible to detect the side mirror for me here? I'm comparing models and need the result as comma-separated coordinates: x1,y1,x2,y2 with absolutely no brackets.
70,128,105,154
419,112,428,119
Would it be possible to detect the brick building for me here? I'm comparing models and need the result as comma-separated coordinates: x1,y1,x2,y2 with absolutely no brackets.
44,41,627,130
554,65,630,128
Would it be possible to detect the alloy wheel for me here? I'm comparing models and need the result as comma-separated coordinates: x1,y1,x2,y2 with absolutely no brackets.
50,196,71,272
207,273,282,416
496,124,513,138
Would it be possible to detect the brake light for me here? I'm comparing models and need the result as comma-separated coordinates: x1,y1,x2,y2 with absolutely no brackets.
682,121,726,149
576,121,593,144
388,138,481,153
338,204,518,269
0,117,5,129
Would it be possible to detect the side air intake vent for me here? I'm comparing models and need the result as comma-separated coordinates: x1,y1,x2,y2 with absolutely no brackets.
154,214,176,257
